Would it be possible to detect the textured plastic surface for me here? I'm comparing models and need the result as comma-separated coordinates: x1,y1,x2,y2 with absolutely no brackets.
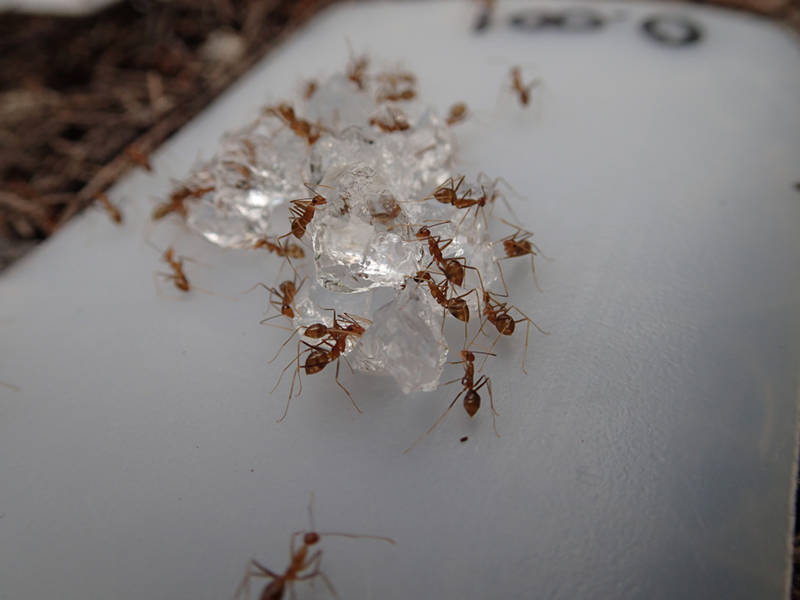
1,2,800,599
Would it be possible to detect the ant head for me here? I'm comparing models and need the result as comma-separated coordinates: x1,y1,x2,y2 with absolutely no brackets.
462,350,475,361
304,532,320,545
279,280,296,294
416,226,430,239
312,194,327,205
413,271,430,283
463,390,481,417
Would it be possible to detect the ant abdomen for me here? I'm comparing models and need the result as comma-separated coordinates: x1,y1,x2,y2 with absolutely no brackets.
463,390,481,417
443,259,465,287
304,350,329,375
496,314,515,335
447,299,469,322
304,324,328,339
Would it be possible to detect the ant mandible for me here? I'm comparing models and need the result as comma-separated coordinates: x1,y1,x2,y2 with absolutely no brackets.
234,493,395,600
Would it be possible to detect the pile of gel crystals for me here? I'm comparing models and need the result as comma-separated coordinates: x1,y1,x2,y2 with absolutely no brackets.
165,59,514,395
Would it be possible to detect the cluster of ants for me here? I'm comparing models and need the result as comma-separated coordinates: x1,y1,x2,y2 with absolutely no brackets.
252,169,546,454
97,55,545,455
82,55,545,600
108,56,538,306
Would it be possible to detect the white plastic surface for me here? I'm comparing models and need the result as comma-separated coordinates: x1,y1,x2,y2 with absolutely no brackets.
2,2,800,599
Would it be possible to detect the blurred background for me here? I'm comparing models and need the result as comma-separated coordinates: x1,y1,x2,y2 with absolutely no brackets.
1,0,799,271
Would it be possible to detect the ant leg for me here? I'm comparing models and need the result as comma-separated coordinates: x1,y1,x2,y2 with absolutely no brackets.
268,327,304,363
307,491,316,531
403,389,466,454
335,359,362,413
478,332,503,371
297,553,339,600
343,355,355,375
234,560,279,600
462,264,486,296
232,564,251,600
271,347,301,394
511,305,549,336
289,341,312,399
474,376,499,437
497,255,542,293
495,262,510,297
259,316,295,332
251,559,281,578
468,316,491,349
530,253,541,292
240,282,271,295
276,342,309,422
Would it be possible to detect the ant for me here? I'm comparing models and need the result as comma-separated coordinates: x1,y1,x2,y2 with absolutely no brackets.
412,269,478,340
376,87,416,102
157,246,191,293
278,186,327,242
426,176,473,207
368,108,410,133
125,146,152,172
265,103,323,145
445,102,468,126
413,223,452,266
152,184,215,220
473,289,548,374
404,348,497,454
495,221,543,289
375,70,416,102
303,80,318,100
412,223,483,291
94,192,122,224
272,311,368,422
252,237,306,259
510,66,540,107
249,276,305,322
346,54,369,90
369,196,402,226
234,493,395,600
